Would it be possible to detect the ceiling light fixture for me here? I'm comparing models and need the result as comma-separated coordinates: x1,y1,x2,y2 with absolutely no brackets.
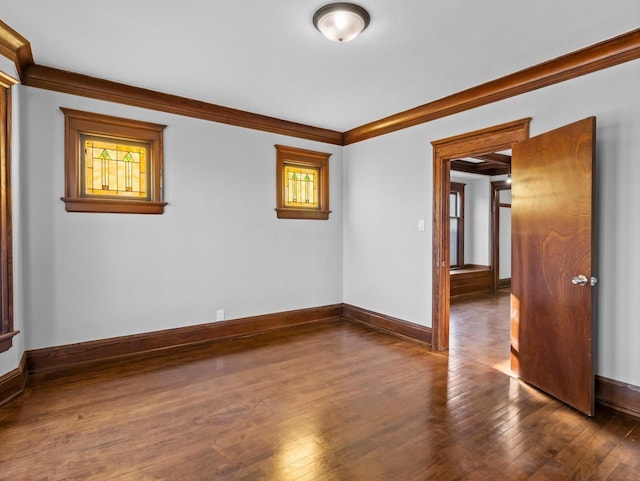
313,3,370,43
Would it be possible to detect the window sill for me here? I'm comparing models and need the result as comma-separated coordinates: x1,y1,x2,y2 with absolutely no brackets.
61,197,167,214
0,330,19,354
275,208,331,220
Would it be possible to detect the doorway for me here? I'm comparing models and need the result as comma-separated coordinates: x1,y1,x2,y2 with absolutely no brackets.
431,118,531,351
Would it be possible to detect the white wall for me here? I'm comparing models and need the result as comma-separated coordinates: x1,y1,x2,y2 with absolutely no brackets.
466,176,491,266
343,60,640,387
19,87,343,350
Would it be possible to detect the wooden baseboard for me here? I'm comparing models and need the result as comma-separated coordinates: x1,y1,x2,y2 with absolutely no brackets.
343,304,432,345
0,352,27,407
596,375,640,418
8,305,639,421
27,304,343,374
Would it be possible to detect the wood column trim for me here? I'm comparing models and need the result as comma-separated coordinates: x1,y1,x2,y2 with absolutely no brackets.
21,64,344,146
342,304,432,345
0,352,27,407
26,304,343,374
344,28,640,144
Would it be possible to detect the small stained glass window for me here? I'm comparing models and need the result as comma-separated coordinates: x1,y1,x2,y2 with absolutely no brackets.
83,137,150,199
275,145,331,220
283,165,320,209
60,108,167,214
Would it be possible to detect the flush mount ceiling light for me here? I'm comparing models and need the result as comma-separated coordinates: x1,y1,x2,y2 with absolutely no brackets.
313,3,370,43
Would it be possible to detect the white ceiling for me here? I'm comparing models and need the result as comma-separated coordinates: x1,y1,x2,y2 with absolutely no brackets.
1,1,638,132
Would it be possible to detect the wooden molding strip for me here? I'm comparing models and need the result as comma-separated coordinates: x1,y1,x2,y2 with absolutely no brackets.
596,375,640,418
26,304,343,374
21,64,344,146
0,352,27,407
344,28,640,145
343,304,432,345
0,19,34,80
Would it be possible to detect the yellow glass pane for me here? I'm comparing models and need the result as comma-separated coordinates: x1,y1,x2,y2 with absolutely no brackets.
283,165,320,209
82,137,150,199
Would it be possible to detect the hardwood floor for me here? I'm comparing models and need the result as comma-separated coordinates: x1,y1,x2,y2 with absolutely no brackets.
1,315,639,480
450,289,512,373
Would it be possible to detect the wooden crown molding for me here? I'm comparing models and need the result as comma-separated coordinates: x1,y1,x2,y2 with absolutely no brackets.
344,28,640,145
4,23,640,147
21,64,344,145
0,19,34,80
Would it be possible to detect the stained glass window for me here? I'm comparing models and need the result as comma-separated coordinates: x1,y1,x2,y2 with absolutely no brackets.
283,165,319,209
60,108,166,214
274,145,331,220
82,136,149,199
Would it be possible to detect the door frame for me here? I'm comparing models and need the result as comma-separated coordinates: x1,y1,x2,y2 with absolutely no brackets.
431,118,530,351
491,180,512,290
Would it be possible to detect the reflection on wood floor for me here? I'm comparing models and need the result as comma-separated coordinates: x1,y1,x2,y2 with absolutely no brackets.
450,289,512,375
1,303,639,480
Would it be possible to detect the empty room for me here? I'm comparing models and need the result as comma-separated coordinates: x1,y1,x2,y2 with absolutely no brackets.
0,1,639,479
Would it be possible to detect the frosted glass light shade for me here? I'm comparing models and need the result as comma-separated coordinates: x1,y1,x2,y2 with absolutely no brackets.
313,3,370,43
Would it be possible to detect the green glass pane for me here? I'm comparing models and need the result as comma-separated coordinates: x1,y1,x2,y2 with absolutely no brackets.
304,174,311,182
123,152,134,162
291,173,298,180
99,149,111,160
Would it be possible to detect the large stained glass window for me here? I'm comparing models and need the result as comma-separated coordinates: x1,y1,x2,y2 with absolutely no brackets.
60,108,167,214
82,136,149,199
275,145,331,220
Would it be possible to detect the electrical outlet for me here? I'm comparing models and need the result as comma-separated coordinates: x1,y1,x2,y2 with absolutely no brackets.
418,219,425,231
216,309,225,321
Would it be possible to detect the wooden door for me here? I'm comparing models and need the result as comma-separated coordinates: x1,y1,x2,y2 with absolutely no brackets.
510,117,596,416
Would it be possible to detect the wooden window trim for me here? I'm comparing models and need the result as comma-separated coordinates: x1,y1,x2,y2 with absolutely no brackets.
60,108,167,214
449,182,465,269
0,82,17,353
275,144,331,220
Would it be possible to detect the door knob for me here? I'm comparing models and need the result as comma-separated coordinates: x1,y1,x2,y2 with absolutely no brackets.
571,275,597,286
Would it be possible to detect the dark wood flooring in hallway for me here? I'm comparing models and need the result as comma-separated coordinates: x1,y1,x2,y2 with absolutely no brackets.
1,298,639,480
450,289,512,374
